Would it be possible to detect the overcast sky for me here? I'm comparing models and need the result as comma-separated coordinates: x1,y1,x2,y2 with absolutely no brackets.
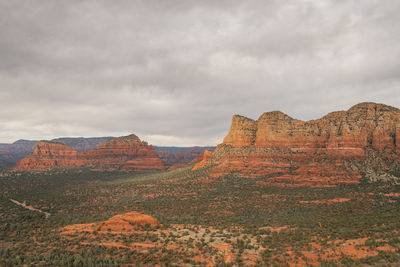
0,0,399,146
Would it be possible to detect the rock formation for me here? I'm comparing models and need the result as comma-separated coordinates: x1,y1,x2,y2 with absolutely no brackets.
13,134,166,172
97,211,159,232
0,137,114,170
61,211,159,235
193,103,400,187
155,147,215,166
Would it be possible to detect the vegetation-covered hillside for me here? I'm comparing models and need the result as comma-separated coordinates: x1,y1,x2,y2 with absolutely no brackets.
1,167,400,266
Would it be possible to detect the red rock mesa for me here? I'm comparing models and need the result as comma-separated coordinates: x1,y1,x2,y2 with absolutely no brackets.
193,103,400,187
14,134,166,172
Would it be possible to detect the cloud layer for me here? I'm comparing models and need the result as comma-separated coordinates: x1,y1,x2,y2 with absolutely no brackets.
1,0,399,145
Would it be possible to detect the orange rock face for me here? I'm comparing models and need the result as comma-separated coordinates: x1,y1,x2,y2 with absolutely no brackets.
193,103,400,186
192,150,213,170
61,211,159,235
13,134,166,172
223,115,257,147
14,142,87,171
97,211,159,232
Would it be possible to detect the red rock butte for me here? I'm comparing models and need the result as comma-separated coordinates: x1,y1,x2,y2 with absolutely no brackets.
61,211,159,235
97,211,159,232
13,134,166,172
193,102,400,187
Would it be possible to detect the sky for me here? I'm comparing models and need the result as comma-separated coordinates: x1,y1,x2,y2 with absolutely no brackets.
0,0,400,146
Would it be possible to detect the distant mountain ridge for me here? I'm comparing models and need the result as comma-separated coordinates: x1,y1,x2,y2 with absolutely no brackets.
52,137,115,152
0,137,114,169
154,146,216,165
0,140,39,169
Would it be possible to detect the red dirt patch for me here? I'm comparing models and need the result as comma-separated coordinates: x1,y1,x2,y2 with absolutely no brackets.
384,193,400,197
242,253,257,266
376,244,396,252
301,250,319,265
299,198,350,205
313,238,380,261
212,244,233,263
341,245,378,259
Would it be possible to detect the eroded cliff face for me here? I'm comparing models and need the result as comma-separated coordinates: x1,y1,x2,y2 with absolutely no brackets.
193,103,400,187
14,134,166,172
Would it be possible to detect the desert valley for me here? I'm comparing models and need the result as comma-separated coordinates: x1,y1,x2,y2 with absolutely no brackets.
1,102,400,266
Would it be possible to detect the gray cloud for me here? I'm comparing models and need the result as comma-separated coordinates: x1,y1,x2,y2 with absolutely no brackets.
0,0,400,145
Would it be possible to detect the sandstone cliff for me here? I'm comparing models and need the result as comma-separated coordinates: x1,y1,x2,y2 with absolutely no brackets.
193,103,400,187
14,134,166,172
0,137,115,170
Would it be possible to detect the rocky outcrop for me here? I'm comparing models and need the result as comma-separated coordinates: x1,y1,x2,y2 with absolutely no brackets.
0,137,115,170
97,211,159,232
192,150,213,170
193,103,400,187
13,134,166,172
61,211,159,235
14,141,86,171
223,115,257,147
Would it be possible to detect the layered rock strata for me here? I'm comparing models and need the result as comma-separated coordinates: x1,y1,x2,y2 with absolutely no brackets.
193,103,400,187
14,134,166,172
